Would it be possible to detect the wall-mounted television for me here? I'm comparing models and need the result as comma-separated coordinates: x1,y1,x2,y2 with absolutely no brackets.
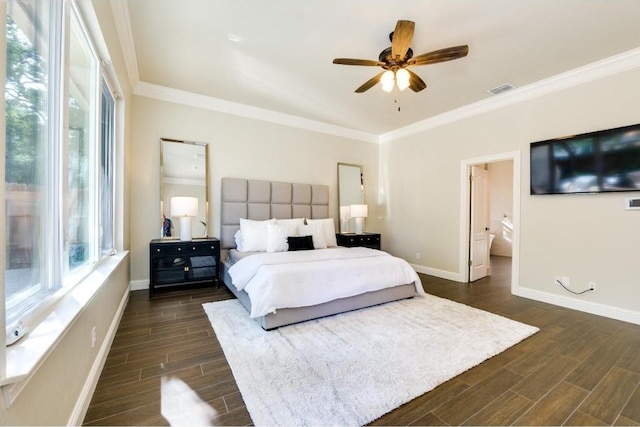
530,123,640,195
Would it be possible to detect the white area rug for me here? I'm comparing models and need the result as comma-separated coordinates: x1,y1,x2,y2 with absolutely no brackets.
203,295,538,426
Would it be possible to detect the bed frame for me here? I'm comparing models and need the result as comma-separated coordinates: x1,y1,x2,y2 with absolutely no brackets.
220,177,416,329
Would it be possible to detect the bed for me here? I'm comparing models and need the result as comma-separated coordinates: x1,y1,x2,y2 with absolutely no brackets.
220,177,423,329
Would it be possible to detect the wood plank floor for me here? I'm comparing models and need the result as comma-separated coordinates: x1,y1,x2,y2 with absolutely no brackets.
83,256,640,426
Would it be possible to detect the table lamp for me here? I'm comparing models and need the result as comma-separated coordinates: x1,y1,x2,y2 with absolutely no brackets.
350,204,368,234
171,196,198,241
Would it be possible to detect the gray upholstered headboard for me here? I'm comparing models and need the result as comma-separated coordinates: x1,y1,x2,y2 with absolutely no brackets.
221,178,330,249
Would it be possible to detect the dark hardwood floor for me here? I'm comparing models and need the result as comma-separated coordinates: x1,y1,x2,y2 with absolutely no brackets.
84,256,640,426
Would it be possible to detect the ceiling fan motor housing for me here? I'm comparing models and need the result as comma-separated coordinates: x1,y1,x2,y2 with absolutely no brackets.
379,47,413,65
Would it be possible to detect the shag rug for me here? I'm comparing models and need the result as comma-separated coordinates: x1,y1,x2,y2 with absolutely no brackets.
203,294,538,426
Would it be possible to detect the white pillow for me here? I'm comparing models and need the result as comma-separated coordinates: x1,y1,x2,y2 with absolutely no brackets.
239,218,274,252
306,218,338,247
265,218,303,252
274,219,301,238
274,218,305,228
266,223,291,252
298,223,327,249
234,229,245,252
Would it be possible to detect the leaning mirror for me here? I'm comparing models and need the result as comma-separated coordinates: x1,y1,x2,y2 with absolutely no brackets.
337,163,364,233
160,138,209,239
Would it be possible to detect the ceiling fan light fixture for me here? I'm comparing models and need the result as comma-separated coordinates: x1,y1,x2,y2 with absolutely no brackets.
396,68,410,91
381,70,395,92
333,20,468,94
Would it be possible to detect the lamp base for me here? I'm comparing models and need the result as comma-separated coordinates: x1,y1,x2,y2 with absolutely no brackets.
179,216,192,241
355,217,364,235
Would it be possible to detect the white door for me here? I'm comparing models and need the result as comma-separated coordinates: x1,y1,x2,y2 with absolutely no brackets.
470,165,490,281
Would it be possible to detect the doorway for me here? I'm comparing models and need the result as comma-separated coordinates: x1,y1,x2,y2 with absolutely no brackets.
459,151,521,293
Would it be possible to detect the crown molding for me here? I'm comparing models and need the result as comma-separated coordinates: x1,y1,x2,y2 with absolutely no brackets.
129,44,639,145
134,81,379,144
110,0,139,87
379,47,640,143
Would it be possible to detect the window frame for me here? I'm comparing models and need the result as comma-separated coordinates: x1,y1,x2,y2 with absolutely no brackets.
1,0,124,395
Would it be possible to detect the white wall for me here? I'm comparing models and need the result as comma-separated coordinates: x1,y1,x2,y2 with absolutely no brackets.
0,259,130,426
380,66,640,321
488,160,513,257
129,96,380,283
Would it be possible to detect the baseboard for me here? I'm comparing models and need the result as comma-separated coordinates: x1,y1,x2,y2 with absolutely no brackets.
411,264,463,283
129,279,149,291
68,287,130,426
515,287,640,326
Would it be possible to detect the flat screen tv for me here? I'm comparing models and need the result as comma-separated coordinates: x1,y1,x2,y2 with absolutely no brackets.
530,123,640,195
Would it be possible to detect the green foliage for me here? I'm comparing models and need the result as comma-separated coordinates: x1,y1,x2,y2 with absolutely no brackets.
5,16,46,185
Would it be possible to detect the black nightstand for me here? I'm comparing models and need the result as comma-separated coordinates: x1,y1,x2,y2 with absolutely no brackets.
336,232,381,250
149,237,220,297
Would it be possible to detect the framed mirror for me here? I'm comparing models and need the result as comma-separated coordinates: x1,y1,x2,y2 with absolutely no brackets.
160,138,209,239
337,163,364,233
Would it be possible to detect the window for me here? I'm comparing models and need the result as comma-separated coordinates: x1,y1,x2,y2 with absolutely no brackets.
66,8,97,278
5,0,52,327
100,78,116,255
4,0,116,331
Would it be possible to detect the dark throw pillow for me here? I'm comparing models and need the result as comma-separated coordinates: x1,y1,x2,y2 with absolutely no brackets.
287,235,315,251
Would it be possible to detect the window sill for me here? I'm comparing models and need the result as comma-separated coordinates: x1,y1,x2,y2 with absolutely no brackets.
1,251,128,403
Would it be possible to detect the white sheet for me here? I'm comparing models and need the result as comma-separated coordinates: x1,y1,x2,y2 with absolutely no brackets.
228,247,424,318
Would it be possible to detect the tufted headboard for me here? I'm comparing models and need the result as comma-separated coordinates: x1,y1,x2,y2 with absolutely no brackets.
220,178,330,249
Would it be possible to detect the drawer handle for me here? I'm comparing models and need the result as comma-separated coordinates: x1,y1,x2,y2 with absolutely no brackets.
192,247,196,250
156,248,160,252
178,247,182,251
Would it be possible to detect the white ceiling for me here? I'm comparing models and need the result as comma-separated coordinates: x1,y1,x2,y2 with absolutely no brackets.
120,0,640,136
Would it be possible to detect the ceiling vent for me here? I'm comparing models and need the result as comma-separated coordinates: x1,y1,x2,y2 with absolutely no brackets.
487,83,515,95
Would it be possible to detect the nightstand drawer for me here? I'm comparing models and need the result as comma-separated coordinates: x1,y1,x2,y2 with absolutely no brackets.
336,233,381,250
152,243,185,256
186,242,219,255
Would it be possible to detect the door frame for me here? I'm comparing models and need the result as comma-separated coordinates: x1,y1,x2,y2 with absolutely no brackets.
459,151,521,293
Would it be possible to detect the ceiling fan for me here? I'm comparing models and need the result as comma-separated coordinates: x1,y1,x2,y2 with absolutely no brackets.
333,20,469,93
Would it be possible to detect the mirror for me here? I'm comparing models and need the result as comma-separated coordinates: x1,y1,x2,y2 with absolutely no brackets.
337,163,364,233
160,138,209,239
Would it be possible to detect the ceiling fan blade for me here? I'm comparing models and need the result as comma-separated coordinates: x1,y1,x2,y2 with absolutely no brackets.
406,69,427,92
333,58,385,66
408,45,469,66
355,71,385,93
391,20,415,60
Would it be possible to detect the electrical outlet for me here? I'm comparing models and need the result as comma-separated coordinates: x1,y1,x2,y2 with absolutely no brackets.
554,275,562,286
415,252,421,260
91,326,97,348
562,276,570,288
588,282,596,291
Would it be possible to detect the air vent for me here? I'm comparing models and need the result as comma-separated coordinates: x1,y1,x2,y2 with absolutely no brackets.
487,83,515,95
625,197,640,210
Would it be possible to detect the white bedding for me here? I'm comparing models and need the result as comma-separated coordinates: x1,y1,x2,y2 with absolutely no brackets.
228,247,424,318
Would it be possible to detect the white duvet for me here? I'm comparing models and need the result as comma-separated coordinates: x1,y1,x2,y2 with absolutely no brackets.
228,247,424,318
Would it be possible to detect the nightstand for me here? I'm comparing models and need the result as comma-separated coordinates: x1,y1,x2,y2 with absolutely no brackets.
336,232,381,250
149,237,220,297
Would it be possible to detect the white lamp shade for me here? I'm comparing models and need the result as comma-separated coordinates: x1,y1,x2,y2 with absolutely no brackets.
350,204,368,218
171,196,198,217
381,70,395,92
340,205,351,219
396,68,410,91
